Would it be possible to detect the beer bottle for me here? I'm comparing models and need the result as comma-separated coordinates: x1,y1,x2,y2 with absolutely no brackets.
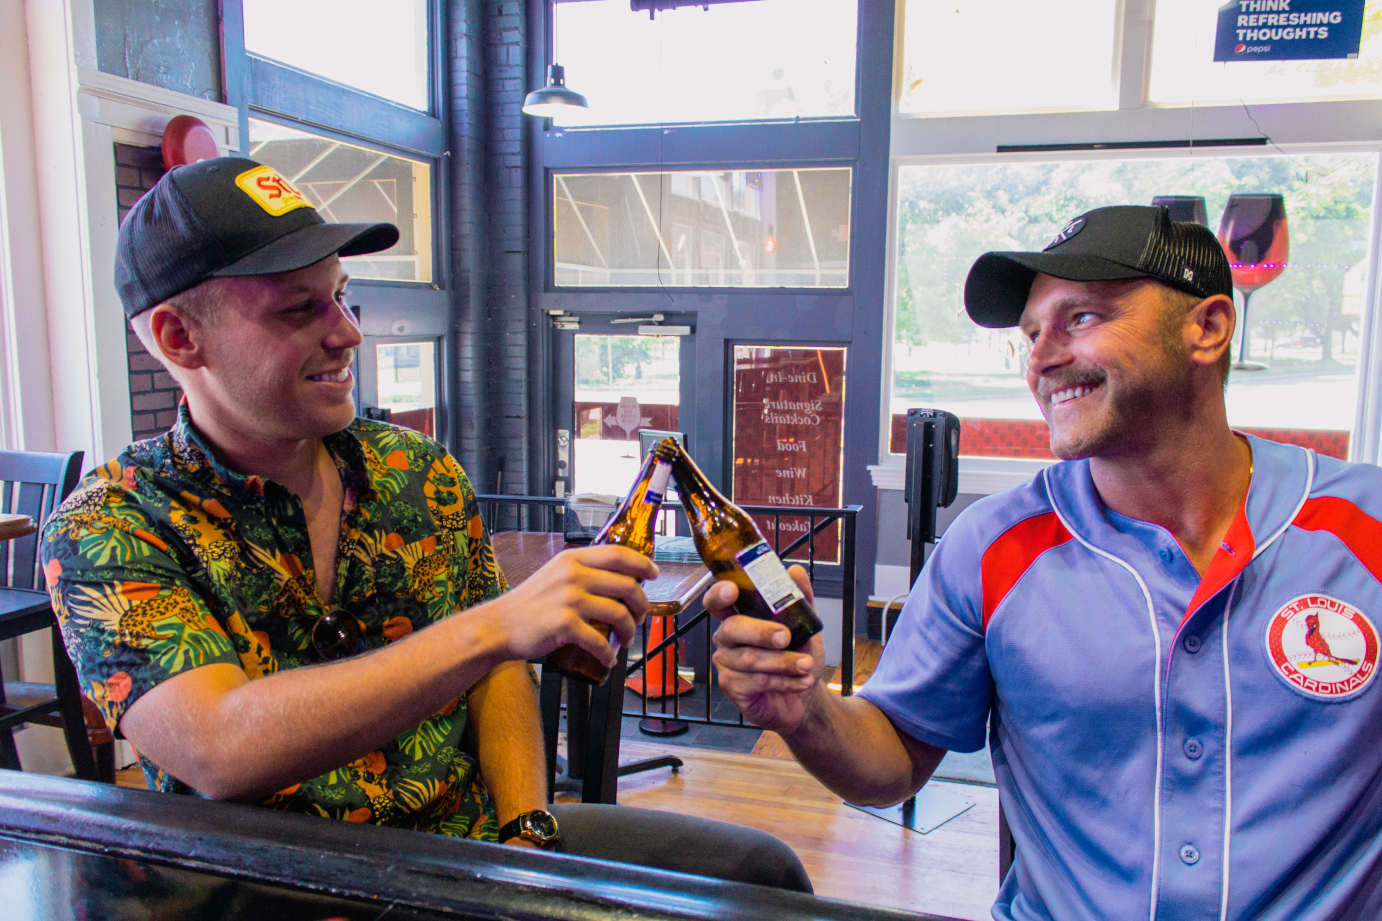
669,446,822,649
546,439,676,683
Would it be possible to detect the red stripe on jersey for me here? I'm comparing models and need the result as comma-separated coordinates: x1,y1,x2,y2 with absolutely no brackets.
981,512,1073,630
1182,500,1255,627
1293,496,1382,585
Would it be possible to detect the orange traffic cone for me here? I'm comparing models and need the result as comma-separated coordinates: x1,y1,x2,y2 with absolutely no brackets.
626,608,693,699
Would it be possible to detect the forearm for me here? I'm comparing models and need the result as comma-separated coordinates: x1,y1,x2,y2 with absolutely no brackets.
781,690,941,806
125,603,513,800
467,660,548,830
121,543,658,802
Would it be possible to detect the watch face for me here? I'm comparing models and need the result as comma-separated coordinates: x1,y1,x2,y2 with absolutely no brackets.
524,810,559,840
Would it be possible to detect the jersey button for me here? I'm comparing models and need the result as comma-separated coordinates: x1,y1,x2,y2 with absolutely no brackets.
1179,844,1200,865
1184,737,1203,759
1158,546,1176,564
1182,634,1202,653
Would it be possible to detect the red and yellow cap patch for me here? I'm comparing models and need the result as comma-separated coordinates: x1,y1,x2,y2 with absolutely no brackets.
234,165,315,217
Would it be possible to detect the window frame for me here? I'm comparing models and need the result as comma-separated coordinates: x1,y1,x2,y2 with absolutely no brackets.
881,0,1382,492
239,0,434,116
222,0,454,447
544,160,858,293
547,0,863,128
527,0,895,597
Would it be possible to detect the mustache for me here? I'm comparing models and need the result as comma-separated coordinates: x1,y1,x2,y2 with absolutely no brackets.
1036,371,1105,401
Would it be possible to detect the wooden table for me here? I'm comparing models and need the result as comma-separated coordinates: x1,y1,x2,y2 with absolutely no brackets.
491,531,709,615
0,513,35,543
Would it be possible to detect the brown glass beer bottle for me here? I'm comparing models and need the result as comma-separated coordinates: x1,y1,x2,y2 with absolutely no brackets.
546,439,676,683
669,446,822,649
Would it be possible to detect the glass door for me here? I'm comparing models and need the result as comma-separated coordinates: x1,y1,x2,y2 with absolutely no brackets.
552,314,696,503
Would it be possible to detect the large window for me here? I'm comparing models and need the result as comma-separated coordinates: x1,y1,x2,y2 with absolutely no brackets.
553,168,852,287
889,0,1382,471
229,0,448,443
533,0,895,600
550,0,857,126
242,0,430,111
248,119,434,283
898,0,1120,116
1149,0,1382,105
890,153,1377,459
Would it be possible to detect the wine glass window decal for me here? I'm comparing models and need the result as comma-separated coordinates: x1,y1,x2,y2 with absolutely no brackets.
1217,193,1288,372
1151,195,1208,225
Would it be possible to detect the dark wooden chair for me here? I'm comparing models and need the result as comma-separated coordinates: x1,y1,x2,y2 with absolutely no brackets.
539,648,682,805
0,449,110,781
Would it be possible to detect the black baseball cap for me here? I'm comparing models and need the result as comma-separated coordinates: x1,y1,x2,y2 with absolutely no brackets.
115,156,399,318
963,205,1233,328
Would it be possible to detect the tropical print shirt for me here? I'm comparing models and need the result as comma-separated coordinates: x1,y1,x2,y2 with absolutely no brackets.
41,404,508,839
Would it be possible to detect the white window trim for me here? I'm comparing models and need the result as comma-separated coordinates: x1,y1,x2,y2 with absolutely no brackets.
8,0,236,774
869,454,1050,495
22,0,237,469
883,0,1382,490
0,0,50,451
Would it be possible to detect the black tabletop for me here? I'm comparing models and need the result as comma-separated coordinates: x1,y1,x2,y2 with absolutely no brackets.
0,770,957,921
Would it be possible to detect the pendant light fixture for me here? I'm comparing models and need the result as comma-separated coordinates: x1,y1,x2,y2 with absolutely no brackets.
522,64,588,119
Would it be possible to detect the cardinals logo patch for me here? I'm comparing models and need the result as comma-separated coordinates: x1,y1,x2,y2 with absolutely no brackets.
1266,594,1378,700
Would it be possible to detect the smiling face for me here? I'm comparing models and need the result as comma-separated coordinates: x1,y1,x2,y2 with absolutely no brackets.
180,255,361,460
1018,274,1195,461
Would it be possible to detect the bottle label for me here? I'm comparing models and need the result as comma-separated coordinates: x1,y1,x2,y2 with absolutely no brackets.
644,460,672,504
735,541,804,614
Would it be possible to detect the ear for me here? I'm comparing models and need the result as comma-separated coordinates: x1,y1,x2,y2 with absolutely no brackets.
1186,293,1235,370
147,304,207,371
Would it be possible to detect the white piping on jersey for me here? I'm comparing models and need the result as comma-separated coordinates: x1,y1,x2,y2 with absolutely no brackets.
1041,467,1166,921
1218,579,1240,921
1215,444,1312,919
1252,446,1315,561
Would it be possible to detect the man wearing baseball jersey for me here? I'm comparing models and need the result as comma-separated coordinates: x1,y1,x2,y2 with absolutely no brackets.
708,204,1382,920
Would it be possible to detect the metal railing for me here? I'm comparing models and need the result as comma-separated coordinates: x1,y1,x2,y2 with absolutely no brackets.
476,494,862,733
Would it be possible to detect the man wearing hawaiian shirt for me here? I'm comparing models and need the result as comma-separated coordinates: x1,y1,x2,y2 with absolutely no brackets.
41,156,810,891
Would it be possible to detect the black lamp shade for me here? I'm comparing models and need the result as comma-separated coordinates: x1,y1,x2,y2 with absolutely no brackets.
522,64,589,118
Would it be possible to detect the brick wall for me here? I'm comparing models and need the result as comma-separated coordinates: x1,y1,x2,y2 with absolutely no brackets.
114,143,179,442
448,0,531,493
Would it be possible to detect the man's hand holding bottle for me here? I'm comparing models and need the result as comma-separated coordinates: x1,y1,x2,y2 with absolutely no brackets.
706,565,827,737
482,544,658,669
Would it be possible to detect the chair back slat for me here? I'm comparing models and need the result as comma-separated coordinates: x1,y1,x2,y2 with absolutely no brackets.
0,450,84,591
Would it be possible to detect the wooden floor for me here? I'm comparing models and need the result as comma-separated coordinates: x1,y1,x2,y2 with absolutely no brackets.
578,737,998,920
588,637,999,919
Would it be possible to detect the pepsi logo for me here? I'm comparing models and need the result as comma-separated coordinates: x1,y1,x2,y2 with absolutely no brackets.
1235,43,1246,53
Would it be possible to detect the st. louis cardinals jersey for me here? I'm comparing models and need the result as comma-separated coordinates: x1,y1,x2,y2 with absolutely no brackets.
859,435,1382,921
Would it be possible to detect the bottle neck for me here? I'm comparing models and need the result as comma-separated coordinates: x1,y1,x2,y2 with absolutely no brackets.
594,452,668,549
671,453,731,514
624,451,664,503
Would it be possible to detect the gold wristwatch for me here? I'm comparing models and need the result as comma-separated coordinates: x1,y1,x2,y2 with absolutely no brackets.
498,809,560,848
